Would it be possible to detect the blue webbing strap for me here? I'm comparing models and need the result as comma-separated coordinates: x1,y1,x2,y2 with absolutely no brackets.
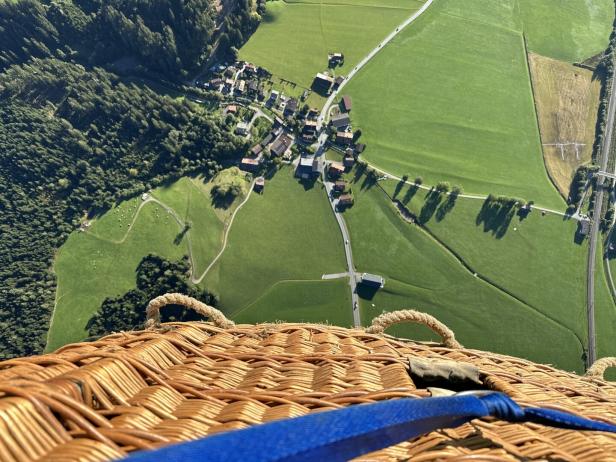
123,392,616,462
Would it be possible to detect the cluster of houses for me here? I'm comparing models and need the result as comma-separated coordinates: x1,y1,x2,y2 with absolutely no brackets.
200,62,270,101
241,119,295,174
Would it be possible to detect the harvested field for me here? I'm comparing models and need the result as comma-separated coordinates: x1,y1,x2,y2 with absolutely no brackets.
528,53,601,196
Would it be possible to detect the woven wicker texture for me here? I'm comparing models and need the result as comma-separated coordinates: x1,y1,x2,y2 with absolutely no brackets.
2,297,616,461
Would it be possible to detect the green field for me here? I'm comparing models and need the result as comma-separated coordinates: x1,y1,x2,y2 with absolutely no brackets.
345,0,566,209
239,0,423,90
47,175,243,350
518,0,614,62
203,166,350,321
344,173,588,371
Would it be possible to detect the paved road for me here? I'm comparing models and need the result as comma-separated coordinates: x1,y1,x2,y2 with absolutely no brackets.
315,134,361,326
587,57,616,368
317,0,435,131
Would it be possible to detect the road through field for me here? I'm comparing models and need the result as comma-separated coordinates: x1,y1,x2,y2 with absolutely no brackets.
587,58,616,368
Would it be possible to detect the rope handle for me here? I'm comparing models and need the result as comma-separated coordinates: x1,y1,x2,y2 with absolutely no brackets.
586,357,616,379
145,293,235,330
366,309,462,349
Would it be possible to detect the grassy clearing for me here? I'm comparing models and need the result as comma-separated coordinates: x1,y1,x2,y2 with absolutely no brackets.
48,173,246,350
203,166,349,319
344,178,584,371
234,279,353,327
518,0,614,63
345,0,563,209
239,0,422,90
48,202,186,350
528,53,601,196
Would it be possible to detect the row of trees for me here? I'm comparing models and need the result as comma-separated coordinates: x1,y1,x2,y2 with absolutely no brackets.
0,58,248,358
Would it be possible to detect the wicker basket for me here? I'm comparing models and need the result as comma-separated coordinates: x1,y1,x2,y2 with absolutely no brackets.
1,294,616,461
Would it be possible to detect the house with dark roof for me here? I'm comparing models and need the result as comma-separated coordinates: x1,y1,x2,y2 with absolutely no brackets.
260,133,274,147
250,144,263,156
330,113,351,130
285,98,298,117
270,133,293,157
241,157,261,172
343,155,355,168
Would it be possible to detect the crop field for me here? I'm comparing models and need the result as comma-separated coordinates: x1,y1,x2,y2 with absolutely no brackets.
344,0,564,209
203,166,349,321
344,179,584,371
239,0,423,90
528,53,601,196
47,174,245,350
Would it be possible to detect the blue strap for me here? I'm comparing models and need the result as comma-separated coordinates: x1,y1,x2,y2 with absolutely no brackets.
123,392,616,462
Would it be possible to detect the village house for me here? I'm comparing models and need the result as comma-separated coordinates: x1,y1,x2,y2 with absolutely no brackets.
224,78,235,93
312,157,323,175
313,73,334,93
285,98,298,117
268,90,280,106
247,80,259,98
338,193,354,208
226,105,238,115
579,219,591,237
261,133,274,147
343,155,355,168
330,113,351,130
236,80,246,95
254,176,265,193
333,180,346,192
235,122,250,136
336,131,353,146
302,120,318,137
329,53,344,66
328,161,345,178
341,95,352,112
334,76,345,89
307,108,320,120
250,144,263,156
270,133,293,157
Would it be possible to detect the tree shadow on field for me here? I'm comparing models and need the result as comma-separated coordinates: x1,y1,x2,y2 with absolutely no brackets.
475,198,515,239
352,163,367,184
401,184,419,205
360,171,378,191
435,193,458,222
418,189,442,225
393,178,405,199
173,227,189,245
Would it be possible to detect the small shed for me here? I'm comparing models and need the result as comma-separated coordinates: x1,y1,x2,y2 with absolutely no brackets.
254,176,265,192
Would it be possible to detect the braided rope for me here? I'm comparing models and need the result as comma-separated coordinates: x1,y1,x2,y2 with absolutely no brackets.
586,357,616,379
145,293,235,330
366,310,461,349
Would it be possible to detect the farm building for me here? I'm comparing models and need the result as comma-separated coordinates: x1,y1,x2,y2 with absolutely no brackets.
341,95,352,112
336,131,353,146
313,73,334,92
331,113,351,130
241,157,261,172
270,133,293,157
361,273,385,288
254,176,265,192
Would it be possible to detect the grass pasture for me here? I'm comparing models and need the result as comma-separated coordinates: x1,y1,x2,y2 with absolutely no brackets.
203,166,349,320
344,178,584,371
528,53,601,196
239,0,423,91
345,0,564,209
48,174,246,350
518,0,614,63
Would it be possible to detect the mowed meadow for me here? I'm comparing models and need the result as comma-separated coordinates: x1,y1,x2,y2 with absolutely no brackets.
239,0,425,89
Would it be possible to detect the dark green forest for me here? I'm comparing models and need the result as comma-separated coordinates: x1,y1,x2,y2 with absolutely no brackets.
0,0,259,359
87,255,218,338
0,0,260,78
